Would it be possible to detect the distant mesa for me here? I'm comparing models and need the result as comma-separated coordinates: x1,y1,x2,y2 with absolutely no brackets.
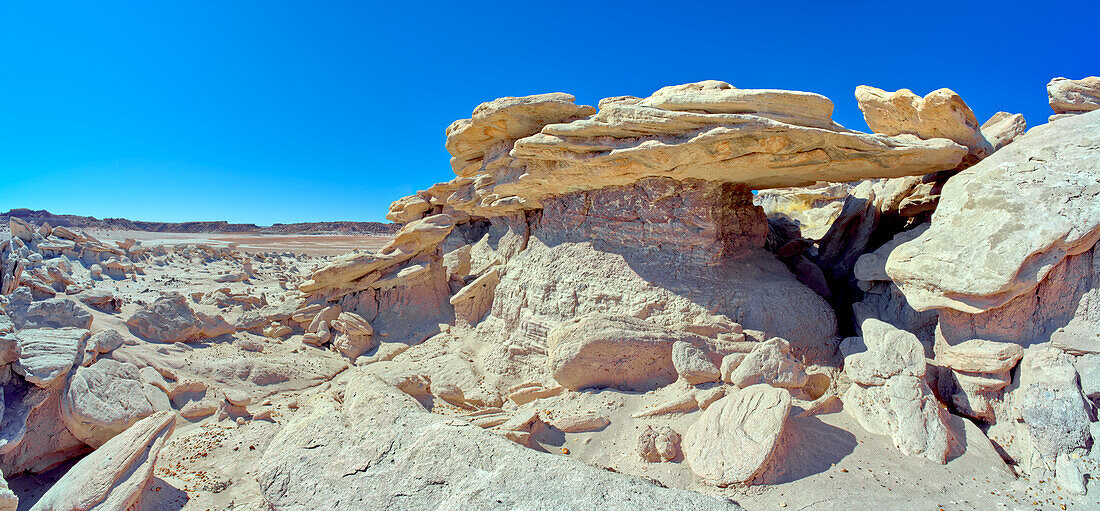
0,208,399,235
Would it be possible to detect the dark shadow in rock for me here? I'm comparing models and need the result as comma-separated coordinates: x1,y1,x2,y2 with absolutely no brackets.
944,413,969,463
8,455,81,511
139,477,190,511
770,414,857,484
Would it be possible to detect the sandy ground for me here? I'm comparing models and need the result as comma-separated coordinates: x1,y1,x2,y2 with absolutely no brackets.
86,229,392,256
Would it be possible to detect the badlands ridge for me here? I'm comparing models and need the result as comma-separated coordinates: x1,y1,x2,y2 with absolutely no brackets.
0,76,1099,510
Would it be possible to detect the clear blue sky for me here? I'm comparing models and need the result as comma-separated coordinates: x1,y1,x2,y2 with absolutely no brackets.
1,1,1096,224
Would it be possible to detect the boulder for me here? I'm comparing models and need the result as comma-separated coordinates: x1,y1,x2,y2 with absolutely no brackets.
31,411,176,511
386,194,433,224
446,92,597,178
855,85,992,161
550,413,610,433
638,425,681,462
301,214,455,294
980,112,1026,151
727,337,807,389
683,384,791,486
672,341,720,385
126,292,234,342
77,289,122,313
257,373,740,510
61,358,170,447
841,319,951,463
0,377,90,475
82,329,126,366
330,311,377,359
13,328,88,387
546,314,692,391
8,218,33,243
1016,383,1092,469
1048,76,1100,116
887,110,1100,313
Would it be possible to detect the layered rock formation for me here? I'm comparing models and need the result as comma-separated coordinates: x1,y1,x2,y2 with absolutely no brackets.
1047,76,1100,121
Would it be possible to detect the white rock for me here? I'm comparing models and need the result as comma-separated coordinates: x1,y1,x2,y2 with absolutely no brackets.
61,359,169,447
31,411,176,511
672,341,720,385
683,384,791,486
14,328,88,387
727,337,807,389
886,110,1100,313
257,373,739,510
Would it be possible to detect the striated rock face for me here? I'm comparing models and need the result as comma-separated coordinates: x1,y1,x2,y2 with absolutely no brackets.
887,110,1100,314
257,374,741,510
32,411,176,511
498,81,963,209
13,328,88,387
855,85,993,162
1047,76,1100,118
445,93,598,179
387,80,965,222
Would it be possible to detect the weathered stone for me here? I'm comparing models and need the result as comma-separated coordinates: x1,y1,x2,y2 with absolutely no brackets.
450,268,499,324
386,194,433,224
855,85,992,161
14,328,88,387
546,314,689,391
6,291,92,330
980,112,1027,151
0,470,15,511
257,373,740,510
32,411,176,511
887,110,1100,313
1048,76,1100,115
61,358,170,447
126,292,234,342
727,337,807,389
446,93,597,178
301,214,455,294
638,425,681,463
683,384,791,486
672,341,720,385
1016,383,1091,467
842,319,951,463
330,311,377,359
8,218,33,243
937,339,1023,374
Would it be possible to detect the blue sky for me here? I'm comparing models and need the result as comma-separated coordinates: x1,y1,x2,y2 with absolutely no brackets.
0,1,1097,224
